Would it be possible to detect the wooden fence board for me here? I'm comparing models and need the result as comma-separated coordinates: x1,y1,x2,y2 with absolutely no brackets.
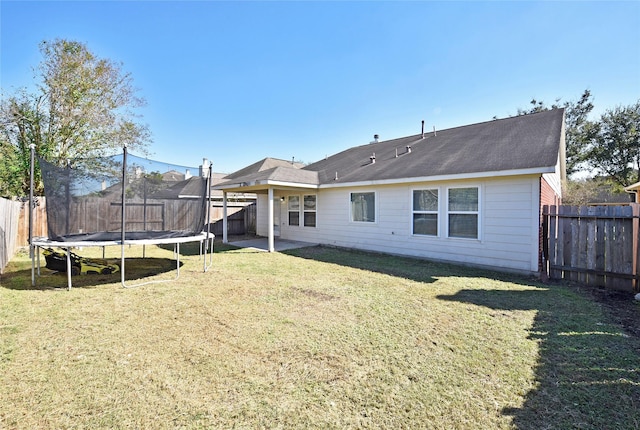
0,198,22,273
585,206,597,286
577,206,589,284
595,206,606,286
545,204,638,292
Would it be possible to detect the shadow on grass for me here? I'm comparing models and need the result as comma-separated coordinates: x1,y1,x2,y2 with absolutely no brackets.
283,245,534,286
283,246,640,428
0,258,182,290
157,241,209,256
438,288,640,429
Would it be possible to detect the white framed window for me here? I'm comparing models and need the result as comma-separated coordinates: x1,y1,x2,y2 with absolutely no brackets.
303,195,316,227
413,189,438,236
288,195,300,226
350,192,375,222
447,187,479,239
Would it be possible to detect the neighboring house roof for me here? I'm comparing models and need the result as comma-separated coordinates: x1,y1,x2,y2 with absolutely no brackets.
162,170,186,182
215,109,565,191
150,176,207,199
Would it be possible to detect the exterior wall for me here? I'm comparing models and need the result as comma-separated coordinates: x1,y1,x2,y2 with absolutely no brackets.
277,175,544,274
541,155,563,199
256,194,270,237
538,172,562,272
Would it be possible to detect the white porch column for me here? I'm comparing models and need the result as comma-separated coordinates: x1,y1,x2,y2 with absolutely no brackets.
222,191,228,244
267,187,275,252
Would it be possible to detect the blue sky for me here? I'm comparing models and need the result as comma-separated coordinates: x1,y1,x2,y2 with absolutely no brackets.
1,1,639,174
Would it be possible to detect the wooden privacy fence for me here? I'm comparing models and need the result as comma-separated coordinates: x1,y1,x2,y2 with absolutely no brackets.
209,203,257,236
1,198,22,274
543,204,640,292
15,198,257,247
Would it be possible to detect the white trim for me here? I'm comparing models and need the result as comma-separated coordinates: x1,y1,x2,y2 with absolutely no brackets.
446,185,481,240
411,187,440,237
320,167,554,189
303,194,317,228
287,195,301,227
349,190,377,224
214,167,555,193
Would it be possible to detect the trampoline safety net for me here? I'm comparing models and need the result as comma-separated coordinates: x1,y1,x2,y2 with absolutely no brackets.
39,152,209,242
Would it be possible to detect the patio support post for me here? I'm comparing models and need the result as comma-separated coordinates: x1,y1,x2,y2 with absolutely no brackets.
268,187,275,252
222,191,228,244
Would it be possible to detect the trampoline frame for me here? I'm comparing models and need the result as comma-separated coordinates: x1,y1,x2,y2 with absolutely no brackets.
29,144,214,290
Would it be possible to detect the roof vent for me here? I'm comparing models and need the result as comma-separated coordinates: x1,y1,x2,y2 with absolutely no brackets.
370,152,376,164
421,120,425,139
406,145,412,154
371,134,379,144
433,125,437,137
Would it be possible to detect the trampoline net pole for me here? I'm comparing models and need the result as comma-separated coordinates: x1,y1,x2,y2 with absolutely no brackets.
121,144,127,287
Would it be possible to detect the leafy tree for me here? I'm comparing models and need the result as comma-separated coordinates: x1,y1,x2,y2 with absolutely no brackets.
563,176,632,206
516,90,594,177
585,101,640,188
0,39,150,197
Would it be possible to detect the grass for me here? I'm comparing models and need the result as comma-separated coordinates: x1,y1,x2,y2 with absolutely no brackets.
1,242,639,429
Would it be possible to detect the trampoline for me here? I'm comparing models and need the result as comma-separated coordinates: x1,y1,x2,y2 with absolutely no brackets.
29,145,214,289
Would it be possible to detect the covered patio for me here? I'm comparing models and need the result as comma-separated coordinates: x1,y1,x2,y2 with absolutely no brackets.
213,158,319,252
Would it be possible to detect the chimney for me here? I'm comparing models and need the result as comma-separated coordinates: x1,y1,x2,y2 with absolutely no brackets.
199,158,210,178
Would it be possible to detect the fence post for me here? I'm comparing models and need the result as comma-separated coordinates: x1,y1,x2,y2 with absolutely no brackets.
634,204,640,293
542,205,549,280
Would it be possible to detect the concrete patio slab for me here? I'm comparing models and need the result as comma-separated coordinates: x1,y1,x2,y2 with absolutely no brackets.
227,238,317,252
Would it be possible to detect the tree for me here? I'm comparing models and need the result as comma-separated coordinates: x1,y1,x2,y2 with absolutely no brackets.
563,176,632,205
585,101,640,188
516,90,594,177
0,39,150,197
0,90,46,196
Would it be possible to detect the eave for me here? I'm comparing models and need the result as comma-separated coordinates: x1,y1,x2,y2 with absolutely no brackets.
318,166,556,189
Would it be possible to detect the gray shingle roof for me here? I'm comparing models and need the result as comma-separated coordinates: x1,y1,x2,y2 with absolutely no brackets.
224,157,304,180
305,108,565,184
215,109,564,189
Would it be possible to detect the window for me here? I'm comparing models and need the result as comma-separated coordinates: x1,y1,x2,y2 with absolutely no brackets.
303,195,316,227
448,187,478,239
288,196,299,226
351,192,375,222
413,189,438,236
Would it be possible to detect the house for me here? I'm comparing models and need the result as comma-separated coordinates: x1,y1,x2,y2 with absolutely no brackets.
624,181,640,202
214,108,566,275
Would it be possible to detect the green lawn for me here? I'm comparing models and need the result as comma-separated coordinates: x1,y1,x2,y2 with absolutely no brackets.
1,243,639,429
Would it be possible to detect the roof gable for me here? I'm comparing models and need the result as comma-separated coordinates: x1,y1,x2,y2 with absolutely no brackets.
224,157,304,180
